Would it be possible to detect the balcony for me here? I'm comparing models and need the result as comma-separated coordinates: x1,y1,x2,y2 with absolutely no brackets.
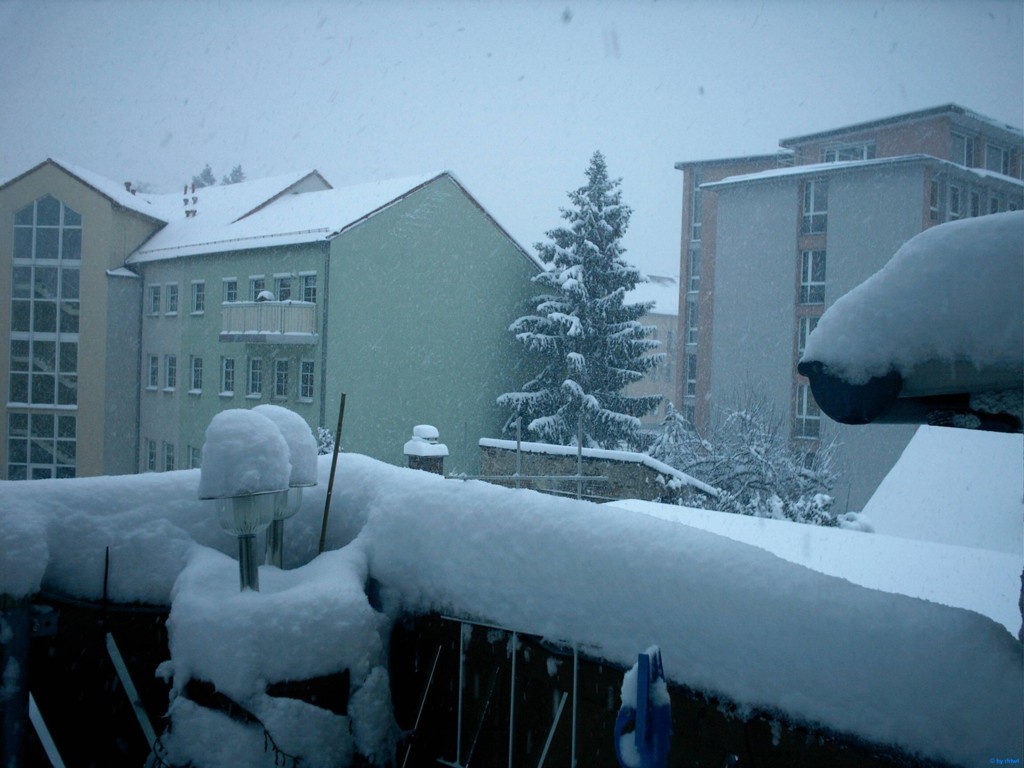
220,301,318,345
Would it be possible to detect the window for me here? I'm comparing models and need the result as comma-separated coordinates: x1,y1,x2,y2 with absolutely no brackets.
190,356,203,392
969,189,982,218
689,169,703,242
301,273,317,304
191,281,205,313
189,446,202,469
985,143,1010,175
10,196,81,412
250,276,266,301
275,275,293,301
222,278,238,303
7,412,76,480
797,316,819,359
687,246,700,293
148,285,161,315
163,441,176,471
686,299,699,345
300,360,315,400
795,383,821,439
220,357,235,395
821,142,875,162
929,179,942,221
147,354,159,388
165,354,177,389
948,184,963,220
685,353,697,397
799,250,826,304
274,359,289,399
165,283,179,314
989,195,1005,215
951,132,975,167
146,439,157,472
663,330,675,383
247,358,263,397
801,179,827,234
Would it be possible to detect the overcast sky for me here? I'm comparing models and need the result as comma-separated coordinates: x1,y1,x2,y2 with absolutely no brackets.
1,0,1021,279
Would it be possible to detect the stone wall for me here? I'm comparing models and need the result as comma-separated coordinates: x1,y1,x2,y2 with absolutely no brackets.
479,444,711,506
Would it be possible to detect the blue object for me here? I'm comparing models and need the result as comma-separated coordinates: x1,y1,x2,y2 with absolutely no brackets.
614,647,671,768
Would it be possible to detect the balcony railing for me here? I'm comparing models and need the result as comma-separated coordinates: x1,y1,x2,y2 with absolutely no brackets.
220,301,318,344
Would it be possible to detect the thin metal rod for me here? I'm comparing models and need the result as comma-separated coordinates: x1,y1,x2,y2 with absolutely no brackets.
319,392,346,554
537,691,569,768
576,414,583,500
515,417,522,489
572,644,578,767
28,694,66,768
508,632,517,768
401,645,443,768
238,534,259,591
105,633,157,749
266,519,284,568
457,623,465,765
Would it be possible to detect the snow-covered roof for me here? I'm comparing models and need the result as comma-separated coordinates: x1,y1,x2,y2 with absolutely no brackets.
802,211,1023,388
779,103,1024,147
478,437,717,496
126,170,540,266
105,267,139,278
9,158,172,222
127,171,423,263
702,154,1024,190
627,274,678,316
0,453,1018,766
863,425,1023,555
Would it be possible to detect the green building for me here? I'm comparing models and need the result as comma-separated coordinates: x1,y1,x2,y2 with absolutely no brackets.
0,159,540,479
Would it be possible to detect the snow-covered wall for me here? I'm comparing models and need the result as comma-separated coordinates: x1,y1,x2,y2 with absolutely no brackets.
1,454,1021,767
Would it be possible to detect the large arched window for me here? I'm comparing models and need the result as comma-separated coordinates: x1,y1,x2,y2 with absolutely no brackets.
8,194,80,479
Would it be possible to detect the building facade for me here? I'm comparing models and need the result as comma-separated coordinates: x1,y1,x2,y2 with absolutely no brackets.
1,160,540,480
675,104,1023,509
623,273,679,431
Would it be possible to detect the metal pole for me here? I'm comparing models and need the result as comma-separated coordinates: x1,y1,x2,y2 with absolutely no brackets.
238,534,259,591
577,417,585,501
0,595,31,768
572,644,578,767
457,623,465,765
508,632,517,768
266,519,284,568
515,417,522,489
319,393,346,554
105,633,157,750
537,691,569,768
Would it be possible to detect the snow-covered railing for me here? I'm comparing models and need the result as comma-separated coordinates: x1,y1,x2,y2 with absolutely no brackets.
220,301,317,344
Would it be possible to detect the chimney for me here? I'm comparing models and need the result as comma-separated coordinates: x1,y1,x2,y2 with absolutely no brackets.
403,425,448,475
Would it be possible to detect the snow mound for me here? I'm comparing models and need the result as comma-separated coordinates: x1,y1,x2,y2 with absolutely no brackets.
803,211,1024,385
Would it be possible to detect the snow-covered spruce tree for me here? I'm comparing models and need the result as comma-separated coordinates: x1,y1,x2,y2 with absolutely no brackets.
498,151,663,450
221,164,246,185
191,164,217,189
648,401,704,468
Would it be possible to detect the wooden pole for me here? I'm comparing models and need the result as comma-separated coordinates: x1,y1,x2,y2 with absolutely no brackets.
318,393,346,554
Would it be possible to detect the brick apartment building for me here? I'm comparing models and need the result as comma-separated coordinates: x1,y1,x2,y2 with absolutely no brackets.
674,104,1023,510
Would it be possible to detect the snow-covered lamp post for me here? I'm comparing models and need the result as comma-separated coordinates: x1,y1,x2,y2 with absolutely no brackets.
253,404,318,568
198,409,291,591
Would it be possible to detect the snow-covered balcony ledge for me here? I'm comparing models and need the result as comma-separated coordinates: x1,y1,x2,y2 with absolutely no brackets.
220,300,318,345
